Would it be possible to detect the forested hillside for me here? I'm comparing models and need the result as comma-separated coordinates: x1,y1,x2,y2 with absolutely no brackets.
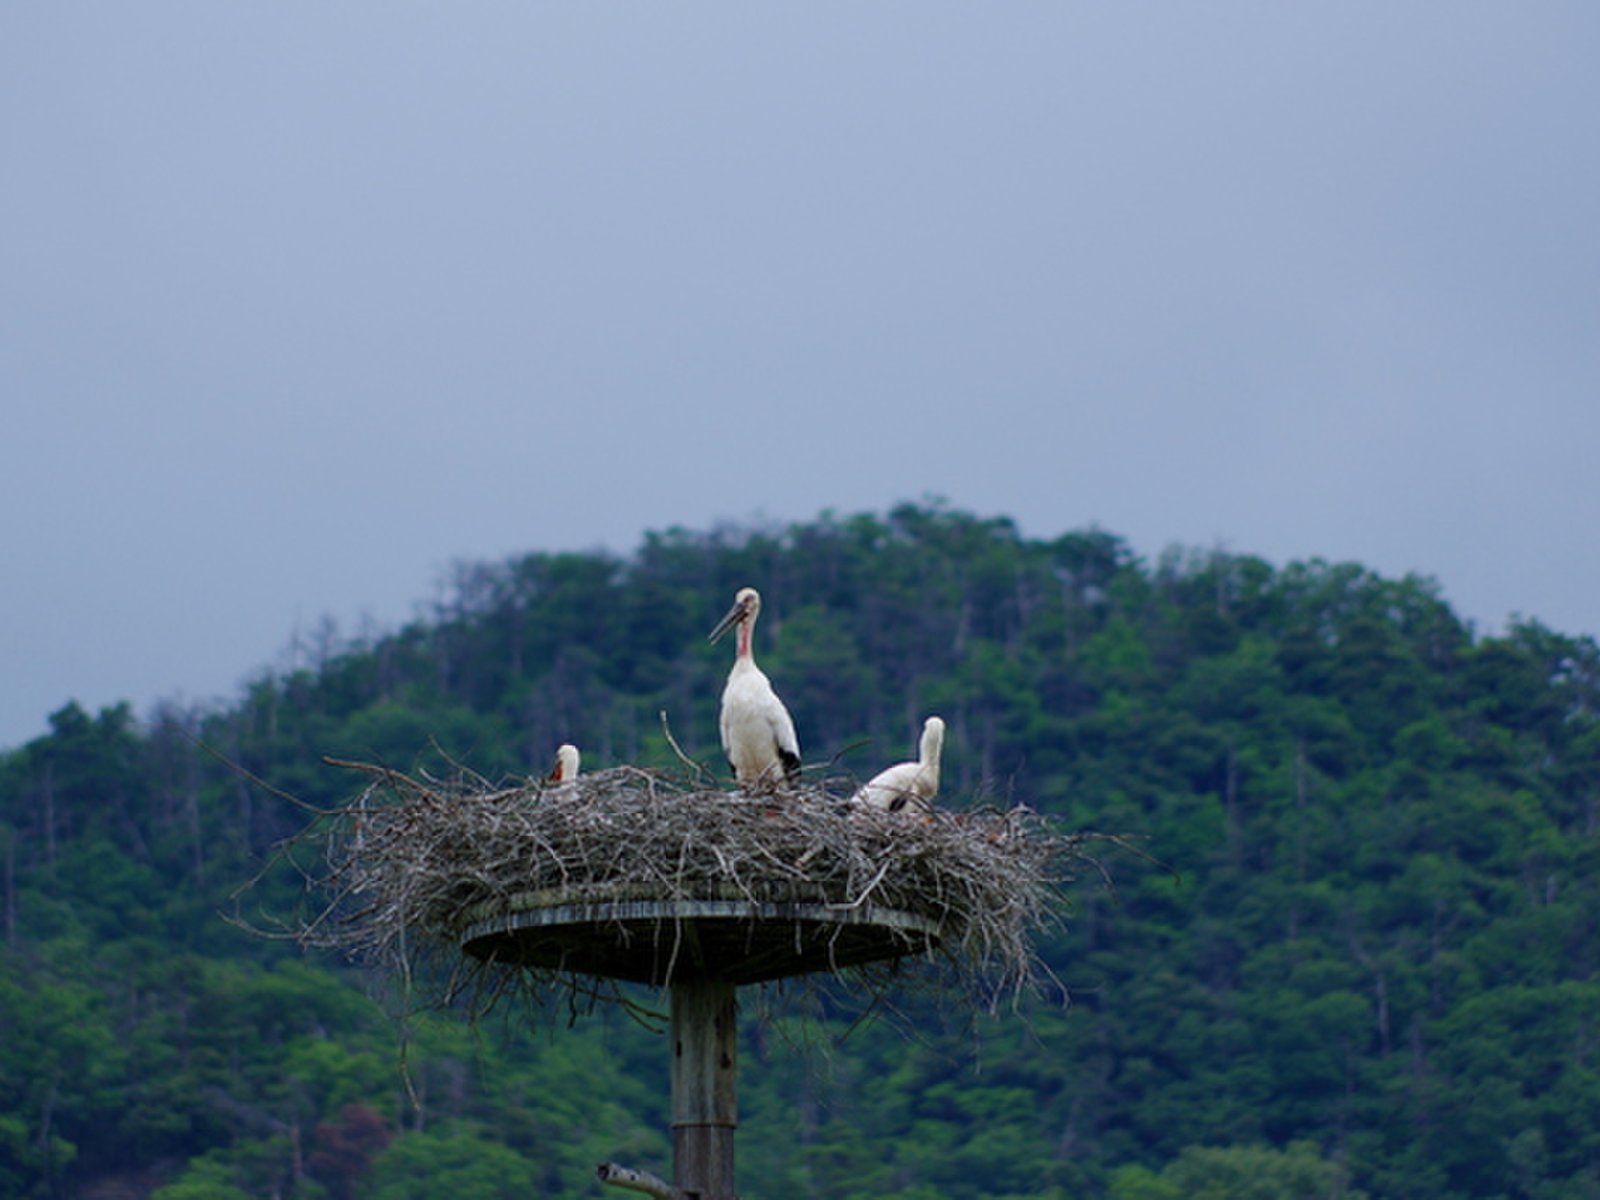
4,503,1598,1199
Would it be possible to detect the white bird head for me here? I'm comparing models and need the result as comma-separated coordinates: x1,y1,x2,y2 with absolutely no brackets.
921,716,946,763
549,743,580,782
708,586,761,645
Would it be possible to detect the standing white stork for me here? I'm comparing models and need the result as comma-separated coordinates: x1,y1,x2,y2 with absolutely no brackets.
708,587,801,787
853,716,945,814
548,743,580,783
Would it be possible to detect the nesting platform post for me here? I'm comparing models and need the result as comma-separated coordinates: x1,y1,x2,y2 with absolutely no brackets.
671,979,738,1199
460,892,944,1198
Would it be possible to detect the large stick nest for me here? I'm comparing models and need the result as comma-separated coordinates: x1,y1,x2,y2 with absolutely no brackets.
285,760,1110,1018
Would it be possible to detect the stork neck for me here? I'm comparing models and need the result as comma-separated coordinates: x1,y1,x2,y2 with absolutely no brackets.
737,618,754,660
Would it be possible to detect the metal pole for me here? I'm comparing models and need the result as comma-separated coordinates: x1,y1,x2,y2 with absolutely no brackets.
670,979,737,1199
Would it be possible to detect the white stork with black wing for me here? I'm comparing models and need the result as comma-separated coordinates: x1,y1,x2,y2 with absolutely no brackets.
708,587,801,788
854,715,944,814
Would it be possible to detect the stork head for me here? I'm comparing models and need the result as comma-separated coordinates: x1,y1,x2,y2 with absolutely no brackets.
708,586,761,644
549,743,580,782
921,716,946,763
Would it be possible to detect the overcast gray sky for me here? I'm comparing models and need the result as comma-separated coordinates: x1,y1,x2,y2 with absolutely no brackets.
3,5,1597,750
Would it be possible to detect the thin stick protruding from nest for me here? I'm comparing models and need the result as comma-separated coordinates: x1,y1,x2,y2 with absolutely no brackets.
658,710,711,785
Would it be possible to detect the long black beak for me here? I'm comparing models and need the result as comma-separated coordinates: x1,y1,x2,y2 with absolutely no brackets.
708,601,745,644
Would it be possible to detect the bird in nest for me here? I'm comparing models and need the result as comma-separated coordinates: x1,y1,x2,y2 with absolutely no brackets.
853,715,944,816
709,586,801,788
547,743,580,783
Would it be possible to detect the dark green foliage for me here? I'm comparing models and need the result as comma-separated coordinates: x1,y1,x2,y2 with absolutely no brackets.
2,503,1598,1198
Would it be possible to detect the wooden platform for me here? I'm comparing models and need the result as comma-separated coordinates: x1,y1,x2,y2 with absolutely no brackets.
458,886,944,985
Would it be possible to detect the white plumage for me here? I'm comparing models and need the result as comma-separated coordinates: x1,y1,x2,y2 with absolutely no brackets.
548,743,580,782
854,716,945,814
709,587,801,787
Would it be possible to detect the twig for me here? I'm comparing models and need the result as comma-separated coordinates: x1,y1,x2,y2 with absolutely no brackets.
183,731,333,815
829,859,892,911
659,710,710,784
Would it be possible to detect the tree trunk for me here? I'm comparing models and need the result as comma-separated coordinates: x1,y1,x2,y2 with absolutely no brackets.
42,762,57,868
3,827,15,948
